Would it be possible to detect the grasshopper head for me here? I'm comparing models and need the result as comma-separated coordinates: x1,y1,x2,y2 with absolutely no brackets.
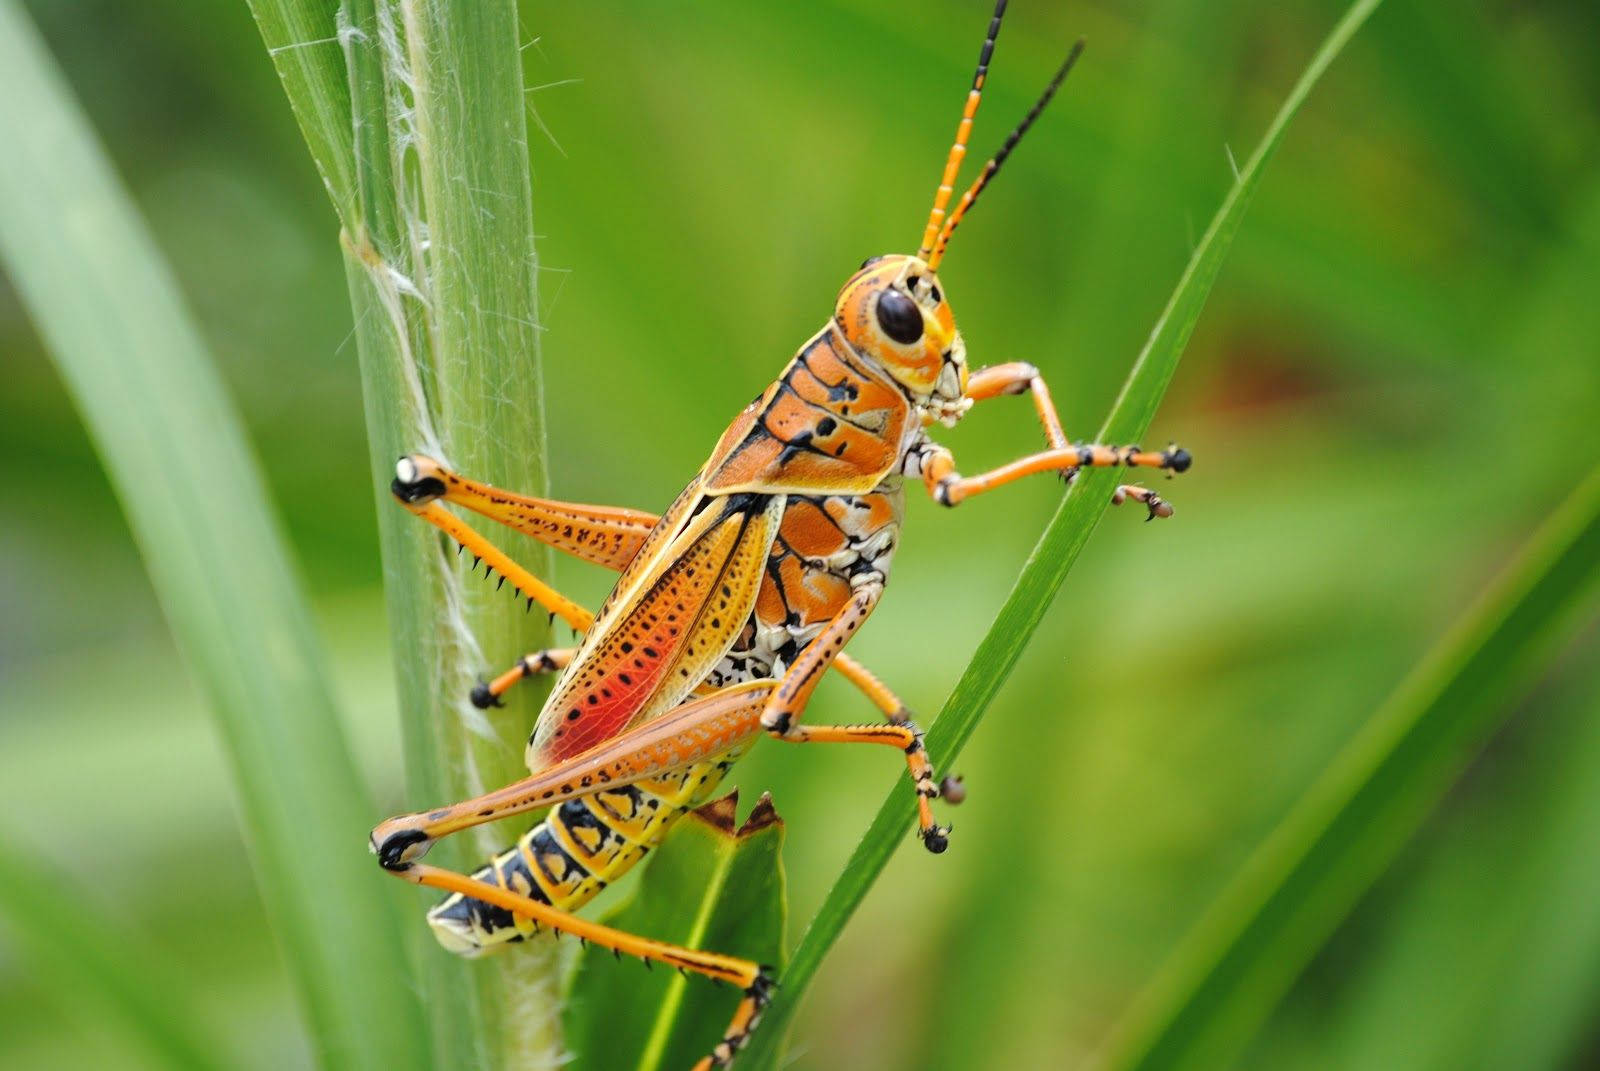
834,254,968,424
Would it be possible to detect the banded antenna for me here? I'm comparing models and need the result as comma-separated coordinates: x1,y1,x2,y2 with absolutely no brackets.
915,1,1086,272
915,0,1010,264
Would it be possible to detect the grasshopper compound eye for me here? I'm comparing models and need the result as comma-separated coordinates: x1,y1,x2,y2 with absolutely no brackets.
876,288,924,344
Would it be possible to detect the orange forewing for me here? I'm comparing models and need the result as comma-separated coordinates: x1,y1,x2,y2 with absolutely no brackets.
529,493,783,766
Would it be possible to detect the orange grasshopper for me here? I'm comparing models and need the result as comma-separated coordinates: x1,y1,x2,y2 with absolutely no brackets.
370,3,1191,1066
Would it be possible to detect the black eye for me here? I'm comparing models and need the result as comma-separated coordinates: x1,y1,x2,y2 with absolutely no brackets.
875,289,923,344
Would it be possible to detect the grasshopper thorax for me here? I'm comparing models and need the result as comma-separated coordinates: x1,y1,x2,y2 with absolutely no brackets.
835,254,969,426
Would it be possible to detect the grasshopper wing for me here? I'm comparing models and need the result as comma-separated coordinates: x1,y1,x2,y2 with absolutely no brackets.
527,482,785,769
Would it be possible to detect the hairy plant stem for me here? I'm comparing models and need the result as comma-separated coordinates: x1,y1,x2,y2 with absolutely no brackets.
256,0,562,1066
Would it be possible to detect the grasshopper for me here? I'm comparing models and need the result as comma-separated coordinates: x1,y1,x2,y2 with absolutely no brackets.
370,3,1191,1066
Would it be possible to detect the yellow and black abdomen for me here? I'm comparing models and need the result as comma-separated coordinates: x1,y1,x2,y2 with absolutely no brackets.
427,750,745,956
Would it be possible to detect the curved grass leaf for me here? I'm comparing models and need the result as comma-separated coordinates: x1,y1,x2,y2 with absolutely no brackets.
1097,466,1600,1071
1275,651,1600,1071
738,2,1385,1066
0,3,427,1066
565,791,788,1071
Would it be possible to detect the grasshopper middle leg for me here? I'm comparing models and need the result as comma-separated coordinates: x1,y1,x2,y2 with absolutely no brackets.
754,578,949,850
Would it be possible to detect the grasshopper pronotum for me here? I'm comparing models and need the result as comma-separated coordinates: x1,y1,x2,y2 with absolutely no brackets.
370,3,1191,1065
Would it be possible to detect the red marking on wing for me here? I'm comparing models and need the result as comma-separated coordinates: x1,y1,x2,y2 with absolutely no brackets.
530,492,780,769
540,508,748,762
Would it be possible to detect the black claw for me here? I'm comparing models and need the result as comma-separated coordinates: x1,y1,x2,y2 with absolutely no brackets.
1164,446,1192,474
749,966,778,1003
921,825,951,854
469,681,501,710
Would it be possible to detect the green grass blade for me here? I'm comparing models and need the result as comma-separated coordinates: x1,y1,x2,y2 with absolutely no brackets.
565,792,789,1071
737,3,1384,1066
0,3,427,1068
1258,650,1600,1071
0,835,227,1070
246,0,354,220
1455,662,1600,1070
1097,465,1600,1071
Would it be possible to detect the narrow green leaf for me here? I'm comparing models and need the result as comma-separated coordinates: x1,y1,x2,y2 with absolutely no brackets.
1457,664,1600,1070
0,836,227,1071
566,792,788,1071
0,3,427,1068
1097,466,1600,1071
246,0,354,220
738,3,1384,1066
1261,654,1600,1071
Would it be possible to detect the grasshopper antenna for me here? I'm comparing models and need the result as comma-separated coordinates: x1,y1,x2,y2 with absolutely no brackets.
916,0,1010,263
925,37,1086,271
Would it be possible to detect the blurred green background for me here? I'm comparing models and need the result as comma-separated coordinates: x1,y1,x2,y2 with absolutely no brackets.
3,0,1598,1068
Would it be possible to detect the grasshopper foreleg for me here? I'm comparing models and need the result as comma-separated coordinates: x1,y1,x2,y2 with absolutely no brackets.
921,438,1190,509
932,362,1193,511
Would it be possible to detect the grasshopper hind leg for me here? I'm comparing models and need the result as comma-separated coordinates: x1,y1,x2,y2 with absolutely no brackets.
396,758,776,1070
402,860,775,1069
